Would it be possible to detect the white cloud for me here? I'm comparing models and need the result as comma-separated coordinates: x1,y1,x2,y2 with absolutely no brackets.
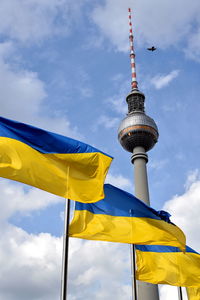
164,170,200,251
0,180,61,299
0,180,63,222
0,213,132,300
106,78,130,115
159,285,187,300
185,28,200,62
0,224,62,300
91,0,200,61
0,53,46,120
0,42,81,138
92,1,133,52
94,115,120,130
0,41,14,61
106,173,132,190
162,101,183,113
0,0,63,43
0,180,63,299
0,0,85,44
151,70,180,89
74,68,93,99
111,73,125,82
184,169,200,190
68,239,131,300
149,159,168,170
108,94,128,115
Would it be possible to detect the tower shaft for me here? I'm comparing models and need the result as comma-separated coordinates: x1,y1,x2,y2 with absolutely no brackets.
132,147,150,204
132,147,160,300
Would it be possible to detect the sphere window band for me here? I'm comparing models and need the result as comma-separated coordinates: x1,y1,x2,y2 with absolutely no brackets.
118,125,158,138
118,124,158,153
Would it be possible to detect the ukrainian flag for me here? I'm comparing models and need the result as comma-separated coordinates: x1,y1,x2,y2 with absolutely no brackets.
0,116,112,203
136,245,200,287
69,184,186,250
187,287,200,300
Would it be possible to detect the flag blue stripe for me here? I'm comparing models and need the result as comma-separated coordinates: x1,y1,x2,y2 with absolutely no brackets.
75,184,173,221
135,244,199,254
0,116,112,156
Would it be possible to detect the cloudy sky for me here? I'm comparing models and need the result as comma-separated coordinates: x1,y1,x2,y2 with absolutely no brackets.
0,0,200,299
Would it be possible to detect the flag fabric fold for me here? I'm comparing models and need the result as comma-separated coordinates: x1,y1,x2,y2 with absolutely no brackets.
0,116,112,203
135,244,200,287
187,287,200,300
69,184,186,250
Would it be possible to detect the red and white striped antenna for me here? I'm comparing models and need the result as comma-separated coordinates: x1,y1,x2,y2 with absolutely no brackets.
128,8,138,90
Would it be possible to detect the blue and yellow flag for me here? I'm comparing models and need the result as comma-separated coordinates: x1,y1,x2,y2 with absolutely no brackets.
136,245,200,287
69,184,186,250
187,287,200,300
0,116,112,203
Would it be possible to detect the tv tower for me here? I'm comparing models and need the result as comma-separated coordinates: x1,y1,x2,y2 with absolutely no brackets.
118,8,159,300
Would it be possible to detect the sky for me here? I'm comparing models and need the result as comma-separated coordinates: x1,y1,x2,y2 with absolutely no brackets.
0,0,200,299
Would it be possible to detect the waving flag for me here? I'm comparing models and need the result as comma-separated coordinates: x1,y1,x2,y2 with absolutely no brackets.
136,245,200,287
0,116,112,203
69,184,186,250
187,287,200,300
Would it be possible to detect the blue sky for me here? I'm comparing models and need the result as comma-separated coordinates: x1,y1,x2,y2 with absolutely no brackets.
0,0,200,299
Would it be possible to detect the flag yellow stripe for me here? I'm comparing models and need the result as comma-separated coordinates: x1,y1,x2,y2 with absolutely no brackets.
0,137,112,202
136,249,200,287
187,287,200,300
69,210,185,250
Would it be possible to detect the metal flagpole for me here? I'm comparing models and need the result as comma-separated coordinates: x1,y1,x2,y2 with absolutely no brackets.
130,244,138,300
60,199,71,300
130,208,138,300
178,287,183,300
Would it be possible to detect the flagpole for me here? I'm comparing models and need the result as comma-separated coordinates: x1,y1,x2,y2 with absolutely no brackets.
178,287,183,300
61,199,71,300
130,244,138,300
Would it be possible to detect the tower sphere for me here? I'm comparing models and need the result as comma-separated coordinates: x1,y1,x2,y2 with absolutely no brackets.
118,112,158,153
118,90,158,153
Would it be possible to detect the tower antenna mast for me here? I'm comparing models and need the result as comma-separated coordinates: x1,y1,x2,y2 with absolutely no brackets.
128,8,138,90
